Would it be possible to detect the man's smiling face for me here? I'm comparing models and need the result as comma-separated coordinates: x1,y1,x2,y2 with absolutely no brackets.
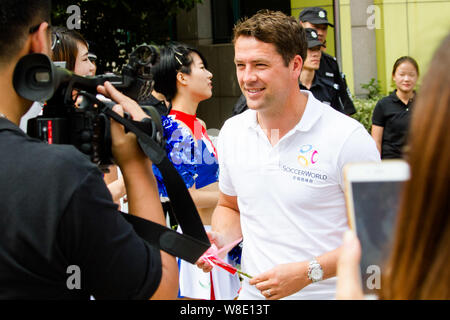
234,36,294,113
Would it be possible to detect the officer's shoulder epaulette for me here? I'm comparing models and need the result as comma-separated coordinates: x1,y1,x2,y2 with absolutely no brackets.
322,52,337,61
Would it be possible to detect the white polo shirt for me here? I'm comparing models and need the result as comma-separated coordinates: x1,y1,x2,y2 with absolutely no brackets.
218,91,380,300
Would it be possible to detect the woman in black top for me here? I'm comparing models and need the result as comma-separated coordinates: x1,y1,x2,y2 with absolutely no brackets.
371,56,419,159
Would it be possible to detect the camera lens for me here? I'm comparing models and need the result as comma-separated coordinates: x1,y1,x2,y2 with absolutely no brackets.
134,45,157,66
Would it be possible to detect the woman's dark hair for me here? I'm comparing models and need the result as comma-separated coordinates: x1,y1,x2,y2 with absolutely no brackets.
380,34,450,300
392,56,419,76
152,43,208,101
51,26,89,71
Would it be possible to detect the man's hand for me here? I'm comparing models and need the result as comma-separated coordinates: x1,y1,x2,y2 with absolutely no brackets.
195,231,228,273
250,262,309,300
196,193,242,273
97,81,148,121
96,82,150,168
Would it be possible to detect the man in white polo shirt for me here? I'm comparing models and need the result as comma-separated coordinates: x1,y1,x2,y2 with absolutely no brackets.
197,10,380,300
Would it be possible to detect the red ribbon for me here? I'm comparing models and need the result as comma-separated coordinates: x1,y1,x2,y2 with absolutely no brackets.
203,254,238,274
200,238,247,277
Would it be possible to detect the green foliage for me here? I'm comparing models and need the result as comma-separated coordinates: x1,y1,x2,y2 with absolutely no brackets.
351,78,384,132
351,97,377,132
51,0,203,73
360,78,382,100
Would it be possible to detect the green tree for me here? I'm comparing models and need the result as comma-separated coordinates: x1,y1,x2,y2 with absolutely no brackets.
52,0,203,73
351,78,383,132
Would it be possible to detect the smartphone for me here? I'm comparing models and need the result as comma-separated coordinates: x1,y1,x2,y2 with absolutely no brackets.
343,160,410,297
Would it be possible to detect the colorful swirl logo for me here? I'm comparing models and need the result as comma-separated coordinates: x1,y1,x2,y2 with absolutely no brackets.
297,144,318,167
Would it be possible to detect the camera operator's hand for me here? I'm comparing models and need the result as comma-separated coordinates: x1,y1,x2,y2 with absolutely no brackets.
97,81,149,121
97,81,149,167
108,104,148,167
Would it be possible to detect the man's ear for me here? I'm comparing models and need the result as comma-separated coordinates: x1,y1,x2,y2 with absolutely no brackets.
29,22,51,56
292,55,303,79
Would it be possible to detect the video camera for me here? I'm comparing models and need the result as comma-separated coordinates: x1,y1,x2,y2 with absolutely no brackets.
12,45,212,264
13,44,162,172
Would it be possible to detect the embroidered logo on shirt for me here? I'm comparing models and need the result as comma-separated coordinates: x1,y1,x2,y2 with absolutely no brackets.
279,145,327,184
297,144,318,167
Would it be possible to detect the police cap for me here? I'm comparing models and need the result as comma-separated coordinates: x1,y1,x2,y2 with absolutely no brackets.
304,28,325,49
299,7,334,27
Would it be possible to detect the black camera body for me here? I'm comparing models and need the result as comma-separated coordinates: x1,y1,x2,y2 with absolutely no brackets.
13,45,161,171
27,95,115,171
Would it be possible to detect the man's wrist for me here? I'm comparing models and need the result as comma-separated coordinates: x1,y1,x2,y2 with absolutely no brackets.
307,258,324,283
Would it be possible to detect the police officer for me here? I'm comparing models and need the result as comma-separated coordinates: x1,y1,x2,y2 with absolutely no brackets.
299,7,356,115
300,28,344,111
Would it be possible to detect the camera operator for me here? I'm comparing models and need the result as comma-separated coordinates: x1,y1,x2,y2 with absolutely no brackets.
0,0,178,299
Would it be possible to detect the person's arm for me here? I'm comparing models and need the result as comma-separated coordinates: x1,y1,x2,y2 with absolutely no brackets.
337,73,356,116
104,164,118,185
371,99,386,156
120,155,177,300
189,182,219,209
371,125,384,155
324,54,356,116
249,246,343,300
107,175,126,204
104,165,126,205
211,192,242,244
98,82,178,300
196,191,242,271
104,165,127,207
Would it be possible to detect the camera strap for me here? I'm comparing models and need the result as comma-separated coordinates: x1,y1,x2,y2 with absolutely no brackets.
102,106,211,264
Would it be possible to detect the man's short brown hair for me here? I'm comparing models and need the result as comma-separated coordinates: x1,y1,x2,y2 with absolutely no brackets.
233,10,307,67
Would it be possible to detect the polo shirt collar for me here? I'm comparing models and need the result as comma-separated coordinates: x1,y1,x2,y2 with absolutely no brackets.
390,90,401,102
244,90,323,133
296,90,324,132
391,90,417,108
245,109,259,130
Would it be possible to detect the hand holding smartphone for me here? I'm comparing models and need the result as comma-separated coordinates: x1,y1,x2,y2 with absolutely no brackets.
343,160,410,297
